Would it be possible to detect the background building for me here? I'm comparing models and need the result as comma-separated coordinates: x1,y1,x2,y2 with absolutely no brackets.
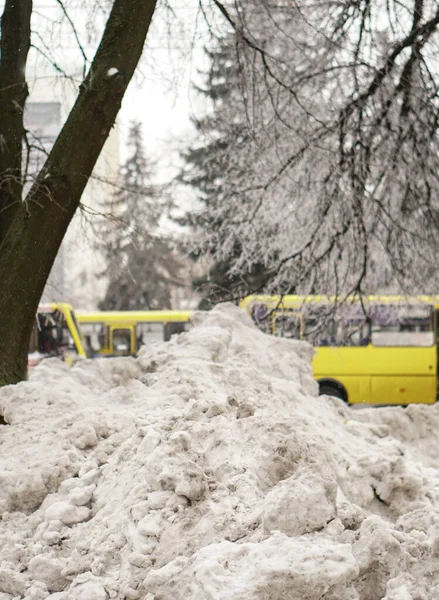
25,67,120,309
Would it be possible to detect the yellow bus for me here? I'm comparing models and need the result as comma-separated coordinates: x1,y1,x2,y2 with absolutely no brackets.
29,303,88,367
240,295,439,405
76,310,192,357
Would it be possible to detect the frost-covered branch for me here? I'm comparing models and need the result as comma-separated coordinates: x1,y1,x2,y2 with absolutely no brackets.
181,0,439,301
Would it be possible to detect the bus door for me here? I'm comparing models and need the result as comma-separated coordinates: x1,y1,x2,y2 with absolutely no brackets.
110,326,135,356
306,303,372,404
368,303,436,404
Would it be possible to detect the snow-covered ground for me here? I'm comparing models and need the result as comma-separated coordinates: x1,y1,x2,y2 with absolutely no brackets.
1,304,439,600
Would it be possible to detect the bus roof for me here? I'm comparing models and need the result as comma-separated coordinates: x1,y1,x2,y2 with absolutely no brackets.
76,310,193,323
240,295,439,308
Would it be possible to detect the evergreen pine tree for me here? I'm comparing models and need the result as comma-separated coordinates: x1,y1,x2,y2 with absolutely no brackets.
99,122,182,310
179,36,273,308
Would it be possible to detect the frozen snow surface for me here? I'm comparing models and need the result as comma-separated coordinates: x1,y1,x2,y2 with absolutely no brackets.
1,304,439,600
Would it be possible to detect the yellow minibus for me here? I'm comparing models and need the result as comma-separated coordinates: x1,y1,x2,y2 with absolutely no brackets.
76,310,192,357
240,295,439,405
29,303,88,367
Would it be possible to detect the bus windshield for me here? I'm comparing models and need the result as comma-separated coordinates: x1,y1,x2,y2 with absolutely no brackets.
29,304,87,366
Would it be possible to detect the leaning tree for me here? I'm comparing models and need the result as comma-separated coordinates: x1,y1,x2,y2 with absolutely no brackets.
0,0,157,385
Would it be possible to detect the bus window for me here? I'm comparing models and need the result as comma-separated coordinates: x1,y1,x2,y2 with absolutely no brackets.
332,305,370,346
37,315,58,355
302,305,335,346
136,322,165,350
249,303,271,334
37,310,75,355
164,321,190,342
371,304,434,347
303,303,369,347
112,329,132,356
303,317,333,346
81,322,106,355
332,319,370,346
273,314,300,339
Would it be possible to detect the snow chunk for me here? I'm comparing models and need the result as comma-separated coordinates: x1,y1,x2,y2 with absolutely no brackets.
68,574,107,600
69,485,95,506
0,569,26,596
138,514,163,538
68,423,98,449
147,490,173,510
106,67,119,77
28,554,68,592
262,466,337,536
45,502,91,526
144,534,358,599
0,470,48,513
136,429,161,456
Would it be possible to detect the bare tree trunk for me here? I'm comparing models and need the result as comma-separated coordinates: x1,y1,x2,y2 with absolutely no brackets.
0,0,157,386
0,0,32,242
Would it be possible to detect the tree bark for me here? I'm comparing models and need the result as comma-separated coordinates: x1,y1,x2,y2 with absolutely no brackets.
0,0,157,386
0,0,32,242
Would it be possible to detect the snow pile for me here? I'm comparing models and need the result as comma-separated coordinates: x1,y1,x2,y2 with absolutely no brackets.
1,304,439,599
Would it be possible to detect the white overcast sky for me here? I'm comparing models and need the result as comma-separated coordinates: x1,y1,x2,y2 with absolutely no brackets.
121,0,211,166
19,0,217,175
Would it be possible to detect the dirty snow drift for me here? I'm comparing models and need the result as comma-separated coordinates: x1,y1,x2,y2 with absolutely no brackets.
1,304,439,600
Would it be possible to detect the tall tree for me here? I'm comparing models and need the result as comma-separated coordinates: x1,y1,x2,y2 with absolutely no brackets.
180,36,273,307
99,121,183,310
0,0,157,386
184,0,439,299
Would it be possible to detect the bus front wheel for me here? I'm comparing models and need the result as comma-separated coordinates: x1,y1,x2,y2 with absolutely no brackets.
318,381,348,403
